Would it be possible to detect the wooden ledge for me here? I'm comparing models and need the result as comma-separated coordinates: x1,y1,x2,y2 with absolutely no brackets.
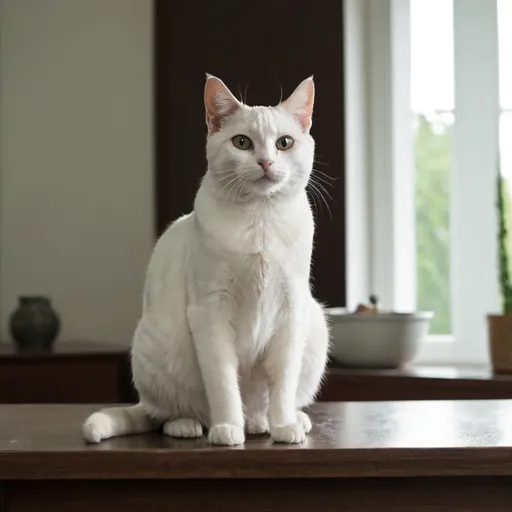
320,364,512,401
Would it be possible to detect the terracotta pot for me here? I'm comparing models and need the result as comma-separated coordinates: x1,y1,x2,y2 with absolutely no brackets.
488,314,512,373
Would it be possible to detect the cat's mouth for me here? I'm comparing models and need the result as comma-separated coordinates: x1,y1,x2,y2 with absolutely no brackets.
247,171,287,194
256,173,282,184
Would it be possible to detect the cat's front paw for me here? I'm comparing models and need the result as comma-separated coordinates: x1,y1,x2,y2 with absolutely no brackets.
296,410,312,433
270,422,306,444
208,424,245,446
163,418,203,438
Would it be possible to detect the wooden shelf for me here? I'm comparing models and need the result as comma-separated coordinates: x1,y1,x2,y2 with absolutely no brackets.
3,343,512,403
0,342,134,404
318,362,512,401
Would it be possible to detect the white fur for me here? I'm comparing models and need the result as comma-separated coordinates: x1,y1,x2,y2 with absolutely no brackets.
83,76,330,446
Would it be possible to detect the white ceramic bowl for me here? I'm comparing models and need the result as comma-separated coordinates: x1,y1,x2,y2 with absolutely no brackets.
326,308,433,369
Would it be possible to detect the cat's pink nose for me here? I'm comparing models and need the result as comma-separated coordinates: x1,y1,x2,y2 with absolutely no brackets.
258,159,274,172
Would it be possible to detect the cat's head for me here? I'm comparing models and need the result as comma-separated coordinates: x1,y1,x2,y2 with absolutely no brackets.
204,75,315,199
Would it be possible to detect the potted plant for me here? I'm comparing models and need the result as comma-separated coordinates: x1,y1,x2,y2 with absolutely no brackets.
488,167,512,372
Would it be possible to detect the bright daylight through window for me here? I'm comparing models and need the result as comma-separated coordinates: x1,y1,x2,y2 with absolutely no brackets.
411,0,454,336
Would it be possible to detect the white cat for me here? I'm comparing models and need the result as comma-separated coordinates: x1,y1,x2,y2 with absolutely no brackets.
83,75,330,446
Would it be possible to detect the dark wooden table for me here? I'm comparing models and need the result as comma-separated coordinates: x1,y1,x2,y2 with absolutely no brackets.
2,401,512,510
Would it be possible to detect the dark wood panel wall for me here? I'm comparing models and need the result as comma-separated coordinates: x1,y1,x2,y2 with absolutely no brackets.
154,0,346,306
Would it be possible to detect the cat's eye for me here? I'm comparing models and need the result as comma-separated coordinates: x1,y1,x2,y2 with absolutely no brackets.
232,135,253,150
276,135,294,151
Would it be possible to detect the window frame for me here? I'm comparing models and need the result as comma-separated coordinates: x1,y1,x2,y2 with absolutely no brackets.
343,0,500,365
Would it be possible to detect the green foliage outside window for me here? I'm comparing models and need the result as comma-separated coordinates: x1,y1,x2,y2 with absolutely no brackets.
415,114,452,334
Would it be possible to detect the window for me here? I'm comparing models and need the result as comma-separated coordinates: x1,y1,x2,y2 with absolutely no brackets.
345,0,502,364
411,0,454,336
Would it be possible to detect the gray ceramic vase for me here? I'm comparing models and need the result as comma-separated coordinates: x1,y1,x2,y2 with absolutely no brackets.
10,296,61,352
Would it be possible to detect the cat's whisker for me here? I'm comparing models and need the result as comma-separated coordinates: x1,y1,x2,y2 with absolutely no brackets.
308,180,332,220
226,182,239,203
243,82,250,104
212,166,257,176
228,176,246,203
213,169,242,176
312,168,337,182
307,183,323,220
213,170,253,187
312,172,336,183
310,177,333,203
222,175,242,200
308,184,325,220
310,176,334,201
223,174,240,190
316,187,333,220
234,177,246,201
307,187,320,220
311,173,335,189
216,173,236,182
276,79,284,104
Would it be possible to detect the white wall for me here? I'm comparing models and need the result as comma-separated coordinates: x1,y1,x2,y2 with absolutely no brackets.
0,0,153,344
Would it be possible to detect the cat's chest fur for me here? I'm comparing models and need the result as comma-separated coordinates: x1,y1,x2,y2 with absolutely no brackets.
220,215,296,359
193,186,313,358
195,181,311,258
196,201,296,297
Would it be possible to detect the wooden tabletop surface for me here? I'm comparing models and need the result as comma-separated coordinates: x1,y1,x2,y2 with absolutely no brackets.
2,401,512,480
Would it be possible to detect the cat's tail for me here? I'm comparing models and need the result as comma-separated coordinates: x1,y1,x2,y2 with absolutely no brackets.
82,403,160,443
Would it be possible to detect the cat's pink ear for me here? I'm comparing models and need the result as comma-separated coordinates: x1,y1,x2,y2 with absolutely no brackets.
280,76,315,132
204,74,241,133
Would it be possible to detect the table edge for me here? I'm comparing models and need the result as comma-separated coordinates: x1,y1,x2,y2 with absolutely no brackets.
2,446,512,480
